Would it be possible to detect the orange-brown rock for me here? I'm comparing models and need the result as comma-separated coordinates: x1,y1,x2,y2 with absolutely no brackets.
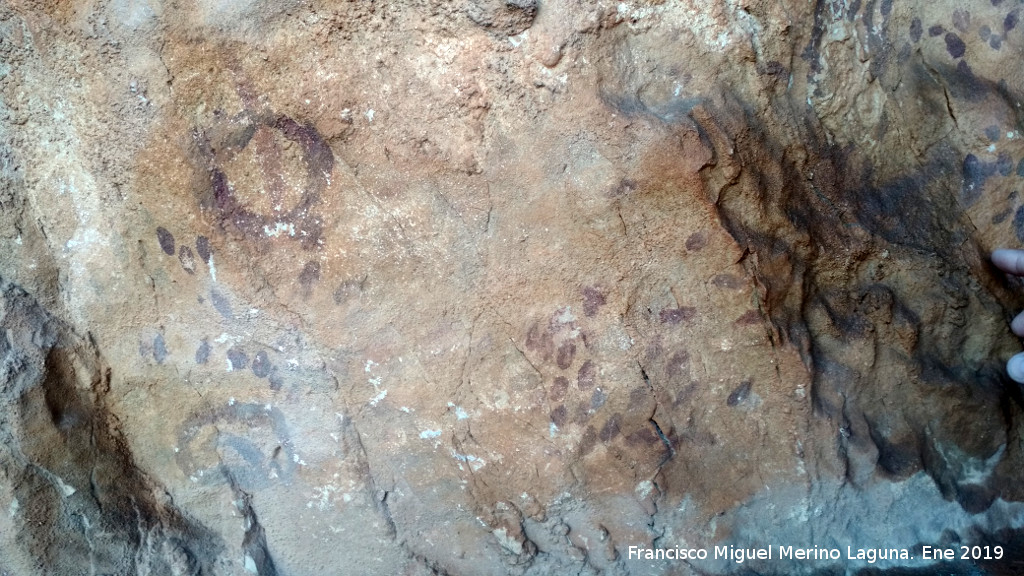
1,1,1023,574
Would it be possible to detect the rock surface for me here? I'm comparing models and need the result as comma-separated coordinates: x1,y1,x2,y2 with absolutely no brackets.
1,0,1024,574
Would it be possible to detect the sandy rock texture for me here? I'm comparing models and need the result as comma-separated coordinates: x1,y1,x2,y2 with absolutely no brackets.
2,0,1024,574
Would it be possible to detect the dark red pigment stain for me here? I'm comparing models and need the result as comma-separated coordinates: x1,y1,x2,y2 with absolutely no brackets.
998,154,1014,176
1013,206,1024,242
550,405,568,427
581,286,606,317
153,334,168,364
298,261,321,298
711,274,744,289
196,235,212,263
210,290,233,320
227,348,248,370
574,402,591,425
179,245,196,274
735,310,763,325
174,402,298,489
992,208,1011,225
194,114,334,249
525,322,554,362
727,381,752,407
251,350,271,378
673,381,698,406
195,339,210,364
156,227,175,255
666,350,690,380
685,231,707,251
961,154,999,206
945,32,966,58
579,426,597,455
625,427,659,447
599,413,621,442
952,10,970,33
556,342,576,369
550,376,569,402
1005,10,1018,32
577,360,596,390
660,307,697,324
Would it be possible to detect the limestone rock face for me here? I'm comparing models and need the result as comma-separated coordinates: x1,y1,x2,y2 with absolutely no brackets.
1,0,1024,574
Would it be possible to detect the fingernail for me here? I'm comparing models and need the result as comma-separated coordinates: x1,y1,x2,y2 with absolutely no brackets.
1008,353,1024,384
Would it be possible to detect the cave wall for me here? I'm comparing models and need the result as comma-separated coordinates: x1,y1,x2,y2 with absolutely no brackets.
1,0,1024,574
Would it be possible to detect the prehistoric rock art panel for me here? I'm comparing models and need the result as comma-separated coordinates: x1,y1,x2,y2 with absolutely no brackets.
2,0,1024,574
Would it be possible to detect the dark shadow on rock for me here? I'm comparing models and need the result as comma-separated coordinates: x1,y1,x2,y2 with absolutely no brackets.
0,278,224,574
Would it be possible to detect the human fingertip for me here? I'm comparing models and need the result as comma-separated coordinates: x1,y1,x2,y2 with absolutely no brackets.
1007,353,1024,384
992,249,1024,275
1013,314,1024,337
